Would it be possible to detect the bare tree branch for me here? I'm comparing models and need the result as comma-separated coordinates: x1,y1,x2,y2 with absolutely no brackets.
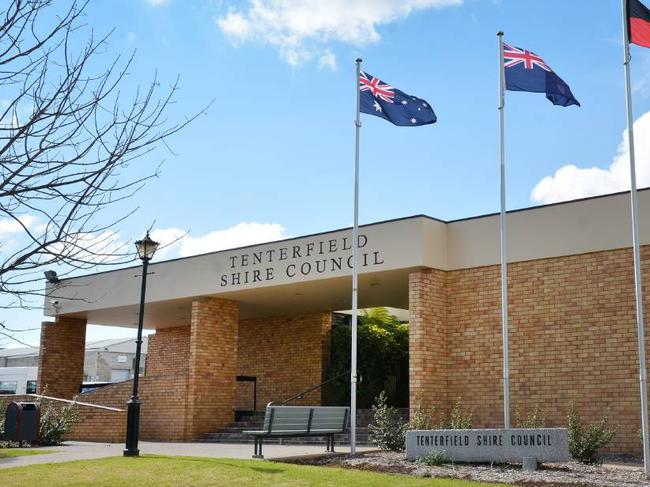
0,0,206,320
0,321,39,348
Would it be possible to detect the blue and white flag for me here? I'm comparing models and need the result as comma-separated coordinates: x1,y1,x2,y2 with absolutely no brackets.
503,43,580,107
359,71,437,126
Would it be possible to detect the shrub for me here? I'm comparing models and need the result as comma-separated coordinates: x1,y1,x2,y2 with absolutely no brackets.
0,413,5,447
37,397,78,446
415,450,448,466
567,403,616,464
408,406,438,431
515,405,546,429
369,391,407,451
407,399,471,433
330,308,409,408
445,398,473,429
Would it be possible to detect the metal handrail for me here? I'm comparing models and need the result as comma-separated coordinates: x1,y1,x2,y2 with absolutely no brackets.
279,369,352,406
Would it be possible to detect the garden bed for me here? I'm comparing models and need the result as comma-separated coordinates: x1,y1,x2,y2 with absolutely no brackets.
282,450,650,487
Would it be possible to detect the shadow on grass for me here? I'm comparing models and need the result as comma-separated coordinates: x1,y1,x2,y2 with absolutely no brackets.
249,466,285,474
135,455,287,475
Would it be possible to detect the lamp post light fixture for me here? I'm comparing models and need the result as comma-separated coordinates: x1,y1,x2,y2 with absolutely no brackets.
124,231,159,457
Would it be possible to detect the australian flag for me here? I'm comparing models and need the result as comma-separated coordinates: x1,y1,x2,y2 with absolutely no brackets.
503,43,580,107
360,71,437,126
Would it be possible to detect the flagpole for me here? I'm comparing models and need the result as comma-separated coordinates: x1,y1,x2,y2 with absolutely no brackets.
350,57,362,456
621,0,650,476
497,31,510,430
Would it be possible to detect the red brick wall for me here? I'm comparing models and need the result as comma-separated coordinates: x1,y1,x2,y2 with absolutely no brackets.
68,404,126,442
78,310,333,439
186,297,239,439
237,312,332,409
0,394,126,443
410,246,650,454
79,375,189,441
37,317,86,399
147,326,190,376
409,270,448,413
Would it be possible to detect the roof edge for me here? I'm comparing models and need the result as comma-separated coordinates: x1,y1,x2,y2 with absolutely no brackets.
448,186,650,223
55,187,650,282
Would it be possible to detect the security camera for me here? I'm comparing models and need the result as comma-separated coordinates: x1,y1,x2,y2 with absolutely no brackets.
50,299,60,307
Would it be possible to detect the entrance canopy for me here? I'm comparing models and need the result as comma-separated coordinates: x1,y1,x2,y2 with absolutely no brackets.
44,190,650,329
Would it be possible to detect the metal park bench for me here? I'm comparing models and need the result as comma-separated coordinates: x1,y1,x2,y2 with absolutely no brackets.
243,404,350,459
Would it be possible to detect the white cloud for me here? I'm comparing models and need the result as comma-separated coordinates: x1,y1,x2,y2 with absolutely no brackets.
47,231,127,265
149,227,186,259
318,50,337,70
0,215,36,238
217,0,462,67
0,219,128,266
531,110,650,204
152,222,290,259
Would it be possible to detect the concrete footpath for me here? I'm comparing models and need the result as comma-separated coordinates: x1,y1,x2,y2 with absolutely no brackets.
0,441,374,469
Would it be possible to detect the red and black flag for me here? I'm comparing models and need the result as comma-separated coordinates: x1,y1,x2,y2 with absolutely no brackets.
629,0,650,48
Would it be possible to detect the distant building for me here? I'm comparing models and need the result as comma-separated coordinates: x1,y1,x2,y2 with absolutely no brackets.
82,337,148,382
0,347,37,368
0,337,147,383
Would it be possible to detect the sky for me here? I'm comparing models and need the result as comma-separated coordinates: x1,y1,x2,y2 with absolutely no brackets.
4,0,650,346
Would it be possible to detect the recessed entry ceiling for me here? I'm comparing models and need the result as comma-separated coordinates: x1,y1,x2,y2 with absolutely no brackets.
71,268,417,329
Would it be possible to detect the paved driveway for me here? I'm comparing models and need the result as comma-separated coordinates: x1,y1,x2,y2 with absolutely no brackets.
0,441,375,469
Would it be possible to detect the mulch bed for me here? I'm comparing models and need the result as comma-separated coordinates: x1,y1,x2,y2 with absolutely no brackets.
278,450,650,487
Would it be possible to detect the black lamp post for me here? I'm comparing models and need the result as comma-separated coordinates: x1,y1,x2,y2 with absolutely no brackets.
124,231,159,457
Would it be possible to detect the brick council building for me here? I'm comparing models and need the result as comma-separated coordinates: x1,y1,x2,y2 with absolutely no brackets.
34,189,650,453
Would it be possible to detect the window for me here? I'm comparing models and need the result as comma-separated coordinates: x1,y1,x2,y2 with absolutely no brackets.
26,380,37,394
117,355,127,363
0,381,17,394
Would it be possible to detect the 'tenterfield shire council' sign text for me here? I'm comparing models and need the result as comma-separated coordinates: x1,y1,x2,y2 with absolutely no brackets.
406,428,569,463
219,234,384,288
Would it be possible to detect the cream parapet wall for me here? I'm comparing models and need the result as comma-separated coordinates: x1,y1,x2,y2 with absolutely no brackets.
44,189,650,320
44,217,428,317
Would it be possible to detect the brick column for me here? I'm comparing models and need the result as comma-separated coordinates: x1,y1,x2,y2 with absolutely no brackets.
37,316,87,399
409,269,448,416
186,297,239,439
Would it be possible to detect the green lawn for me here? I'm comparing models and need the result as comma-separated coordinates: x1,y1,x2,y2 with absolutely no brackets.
0,448,54,458
0,455,514,487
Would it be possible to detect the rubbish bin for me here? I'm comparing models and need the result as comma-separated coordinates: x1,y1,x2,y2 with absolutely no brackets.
4,401,40,443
